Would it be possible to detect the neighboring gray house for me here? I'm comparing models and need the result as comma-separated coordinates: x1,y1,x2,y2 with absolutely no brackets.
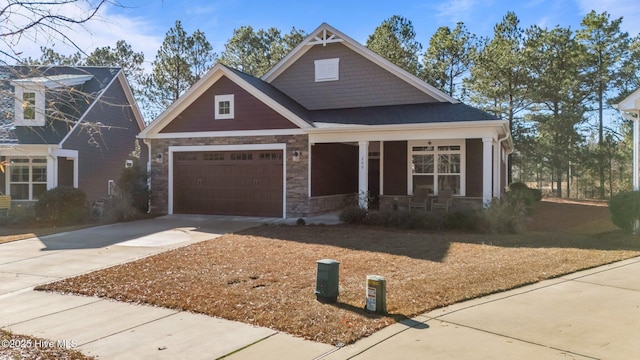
139,23,512,218
0,66,146,203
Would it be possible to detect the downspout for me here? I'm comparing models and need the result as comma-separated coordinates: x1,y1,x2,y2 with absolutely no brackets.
497,131,513,198
143,138,152,213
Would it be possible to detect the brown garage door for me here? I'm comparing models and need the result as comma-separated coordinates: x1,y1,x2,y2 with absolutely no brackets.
173,150,283,217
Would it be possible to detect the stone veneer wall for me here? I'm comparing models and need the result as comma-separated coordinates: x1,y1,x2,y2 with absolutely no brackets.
148,134,309,217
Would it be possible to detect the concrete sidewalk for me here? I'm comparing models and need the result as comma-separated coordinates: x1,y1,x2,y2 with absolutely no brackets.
228,257,640,360
2,216,640,359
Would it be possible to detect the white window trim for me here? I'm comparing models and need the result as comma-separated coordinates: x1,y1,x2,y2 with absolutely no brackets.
13,85,45,126
214,94,234,120
408,140,466,196
7,157,48,200
314,58,339,82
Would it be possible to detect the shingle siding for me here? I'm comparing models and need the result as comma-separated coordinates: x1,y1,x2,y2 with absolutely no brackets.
271,42,437,110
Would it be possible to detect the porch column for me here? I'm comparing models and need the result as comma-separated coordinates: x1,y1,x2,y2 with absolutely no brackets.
482,137,493,206
634,119,639,191
358,141,369,208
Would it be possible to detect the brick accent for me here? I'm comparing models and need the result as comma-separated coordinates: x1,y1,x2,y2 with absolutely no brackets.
148,134,309,217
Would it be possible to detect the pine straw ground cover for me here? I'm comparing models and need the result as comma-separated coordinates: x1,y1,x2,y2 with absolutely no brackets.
0,329,94,360
37,199,640,346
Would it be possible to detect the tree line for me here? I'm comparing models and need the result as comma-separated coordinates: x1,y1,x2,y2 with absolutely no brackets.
14,12,640,199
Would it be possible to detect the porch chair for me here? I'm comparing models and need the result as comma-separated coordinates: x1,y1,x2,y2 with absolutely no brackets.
409,188,430,212
431,189,453,213
0,195,11,216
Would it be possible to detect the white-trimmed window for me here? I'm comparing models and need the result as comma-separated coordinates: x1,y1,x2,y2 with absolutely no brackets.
215,94,234,119
314,58,339,82
8,157,47,200
410,141,464,195
13,85,45,126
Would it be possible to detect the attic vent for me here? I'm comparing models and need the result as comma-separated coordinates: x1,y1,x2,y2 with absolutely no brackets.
314,58,339,82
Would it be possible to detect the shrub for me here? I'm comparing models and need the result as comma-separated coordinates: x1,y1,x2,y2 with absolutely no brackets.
365,210,438,229
483,196,527,234
609,191,640,233
34,186,88,226
507,182,541,212
116,166,149,213
442,210,483,231
339,207,368,224
102,189,137,223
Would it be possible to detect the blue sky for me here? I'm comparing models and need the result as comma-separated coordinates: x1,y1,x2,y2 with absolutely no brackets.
15,0,637,67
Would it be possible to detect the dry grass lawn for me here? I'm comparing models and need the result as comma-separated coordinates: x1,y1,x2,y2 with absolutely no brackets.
37,199,640,345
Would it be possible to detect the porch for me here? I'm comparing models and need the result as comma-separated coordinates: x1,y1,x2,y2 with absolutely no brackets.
307,133,509,215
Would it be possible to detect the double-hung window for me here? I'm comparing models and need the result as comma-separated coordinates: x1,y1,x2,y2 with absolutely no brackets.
411,141,464,195
9,157,47,200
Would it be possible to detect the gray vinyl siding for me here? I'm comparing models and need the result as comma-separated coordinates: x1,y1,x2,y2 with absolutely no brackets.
271,42,438,110
61,77,145,202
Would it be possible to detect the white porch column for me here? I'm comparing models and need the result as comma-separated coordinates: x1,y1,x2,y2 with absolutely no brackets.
634,119,639,191
482,137,493,206
493,141,500,197
358,140,369,208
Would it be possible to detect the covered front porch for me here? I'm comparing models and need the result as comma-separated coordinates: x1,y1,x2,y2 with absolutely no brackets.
306,122,511,215
0,145,78,202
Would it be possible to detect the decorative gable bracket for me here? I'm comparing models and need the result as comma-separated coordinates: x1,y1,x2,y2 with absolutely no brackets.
308,28,344,47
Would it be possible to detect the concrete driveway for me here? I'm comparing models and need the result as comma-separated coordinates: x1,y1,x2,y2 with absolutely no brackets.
0,214,277,295
0,215,336,359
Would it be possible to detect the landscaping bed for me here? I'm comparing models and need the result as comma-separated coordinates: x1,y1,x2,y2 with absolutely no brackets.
37,199,640,345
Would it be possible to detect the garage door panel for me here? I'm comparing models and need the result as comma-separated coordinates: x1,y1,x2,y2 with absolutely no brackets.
173,150,283,216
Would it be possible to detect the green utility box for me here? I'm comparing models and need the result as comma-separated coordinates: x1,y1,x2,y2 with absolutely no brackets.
315,259,340,303
365,275,387,314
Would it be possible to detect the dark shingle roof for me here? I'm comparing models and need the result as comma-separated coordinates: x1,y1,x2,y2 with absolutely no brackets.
310,102,499,127
0,66,120,145
224,65,312,124
223,65,500,128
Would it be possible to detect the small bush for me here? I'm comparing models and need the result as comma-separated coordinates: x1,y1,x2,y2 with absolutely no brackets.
483,196,527,234
442,210,483,231
507,182,541,212
609,191,640,233
34,186,88,226
116,166,149,213
102,189,138,223
339,207,368,224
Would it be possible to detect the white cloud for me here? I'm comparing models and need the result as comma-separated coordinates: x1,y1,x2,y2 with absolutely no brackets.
1,1,162,66
575,0,640,35
436,0,481,23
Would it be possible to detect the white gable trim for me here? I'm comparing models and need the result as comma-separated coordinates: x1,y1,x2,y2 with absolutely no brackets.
139,64,311,138
262,23,458,104
617,88,640,112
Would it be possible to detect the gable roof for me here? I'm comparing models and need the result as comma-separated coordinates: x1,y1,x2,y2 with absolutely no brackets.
141,23,506,139
139,64,313,138
262,23,458,104
0,66,143,145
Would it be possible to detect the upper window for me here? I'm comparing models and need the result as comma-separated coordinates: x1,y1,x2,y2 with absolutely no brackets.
215,94,234,120
13,86,45,126
314,58,339,82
